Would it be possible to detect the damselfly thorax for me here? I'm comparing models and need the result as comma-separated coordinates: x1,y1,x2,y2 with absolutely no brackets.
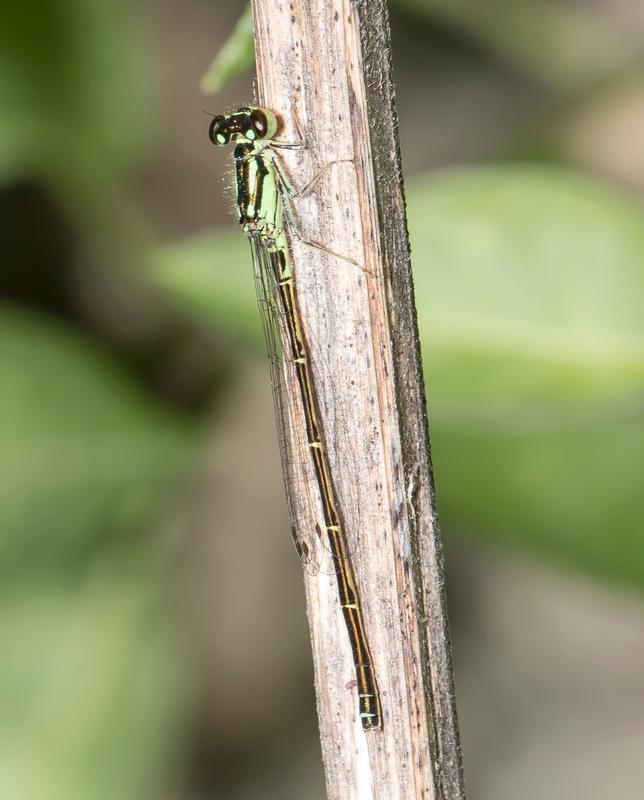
233,141,285,246
209,106,382,731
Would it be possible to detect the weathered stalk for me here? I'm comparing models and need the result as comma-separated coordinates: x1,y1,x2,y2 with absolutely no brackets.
251,1,466,797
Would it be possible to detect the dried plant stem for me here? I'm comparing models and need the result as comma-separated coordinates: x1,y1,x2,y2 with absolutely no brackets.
251,1,466,797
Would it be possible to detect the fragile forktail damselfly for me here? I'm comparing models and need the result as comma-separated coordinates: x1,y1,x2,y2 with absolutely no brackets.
209,106,381,730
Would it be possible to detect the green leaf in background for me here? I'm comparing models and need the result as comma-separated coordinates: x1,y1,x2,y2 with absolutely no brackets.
395,0,628,92
0,0,152,186
410,167,644,586
0,305,198,581
194,1,634,97
0,574,187,800
200,5,255,95
154,229,254,345
150,165,644,587
0,305,200,798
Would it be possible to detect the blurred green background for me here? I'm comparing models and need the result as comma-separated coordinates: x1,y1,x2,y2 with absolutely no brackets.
2,1,644,798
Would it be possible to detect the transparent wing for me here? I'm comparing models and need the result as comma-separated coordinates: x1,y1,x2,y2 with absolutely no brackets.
249,235,324,575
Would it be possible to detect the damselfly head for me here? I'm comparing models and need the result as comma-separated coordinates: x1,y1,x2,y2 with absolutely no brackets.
208,106,278,146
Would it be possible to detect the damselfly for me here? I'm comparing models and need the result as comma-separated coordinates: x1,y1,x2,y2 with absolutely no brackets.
209,106,381,730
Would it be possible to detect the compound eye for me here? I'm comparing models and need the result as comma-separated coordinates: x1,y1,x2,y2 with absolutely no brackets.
208,115,229,146
250,109,268,138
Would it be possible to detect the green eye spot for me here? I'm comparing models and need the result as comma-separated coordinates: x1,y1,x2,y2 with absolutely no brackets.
216,133,226,144
246,129,256,140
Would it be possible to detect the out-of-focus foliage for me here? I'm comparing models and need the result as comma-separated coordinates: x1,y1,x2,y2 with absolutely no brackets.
0,306,196,579
4,0,644,796
0,574,186,800
1,3,190,797
397,0,631,91
154,230,257,345
0,306,195,798
0,0,152,187
207,0,639,96
411,168,644,585
0,0,204,800
152,166,644,587
201,4,254,95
